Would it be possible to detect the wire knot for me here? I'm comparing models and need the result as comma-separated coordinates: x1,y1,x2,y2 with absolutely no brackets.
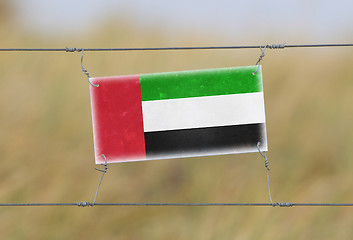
274,202,294,207
252,46,267,75
264,159,269,169
95,154,108,173
65,47,82,52
257,142,270,171
267,43,286,49
76,202,93,207
252,43,286,75
255,48,266,65
80,49,99,87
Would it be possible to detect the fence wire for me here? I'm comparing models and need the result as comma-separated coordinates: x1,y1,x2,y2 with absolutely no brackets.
1,202,353,207
0,43,353,52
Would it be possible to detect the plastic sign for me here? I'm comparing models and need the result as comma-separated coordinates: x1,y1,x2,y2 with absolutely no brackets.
90,66,267,164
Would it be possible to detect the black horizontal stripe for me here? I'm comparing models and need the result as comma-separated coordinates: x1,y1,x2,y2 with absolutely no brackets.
144,123,266,159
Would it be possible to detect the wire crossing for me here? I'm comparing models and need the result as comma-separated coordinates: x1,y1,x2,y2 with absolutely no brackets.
0,43,353,52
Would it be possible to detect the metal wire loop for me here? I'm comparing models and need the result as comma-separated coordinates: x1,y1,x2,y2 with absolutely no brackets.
80,49,99,87
252,46,267,75
92,154,109,206
94,154,108,173
257,142,274,205
252,43,285,75
257,142,269,169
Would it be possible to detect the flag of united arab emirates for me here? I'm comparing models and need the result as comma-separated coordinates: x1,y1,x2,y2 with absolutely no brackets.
90,66,267,164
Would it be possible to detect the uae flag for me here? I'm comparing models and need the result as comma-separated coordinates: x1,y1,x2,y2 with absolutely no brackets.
90,66,267,164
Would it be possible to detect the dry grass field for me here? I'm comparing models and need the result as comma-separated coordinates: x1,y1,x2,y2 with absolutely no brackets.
1,5,353,239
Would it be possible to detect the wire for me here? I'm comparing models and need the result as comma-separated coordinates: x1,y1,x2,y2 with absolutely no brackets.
1,42,352,208
92,154,108,205
1,202,353,207
0,203,77,206
0,43,353,52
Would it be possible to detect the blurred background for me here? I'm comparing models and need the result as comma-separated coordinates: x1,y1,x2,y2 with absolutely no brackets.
1,0,353,239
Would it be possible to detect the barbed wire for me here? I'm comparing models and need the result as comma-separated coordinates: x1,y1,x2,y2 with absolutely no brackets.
0,43,352,52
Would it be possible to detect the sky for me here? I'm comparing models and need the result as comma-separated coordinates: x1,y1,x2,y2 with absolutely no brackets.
11,0,353,43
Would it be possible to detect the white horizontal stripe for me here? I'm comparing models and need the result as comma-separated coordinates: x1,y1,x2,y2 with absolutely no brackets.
142,92,266,132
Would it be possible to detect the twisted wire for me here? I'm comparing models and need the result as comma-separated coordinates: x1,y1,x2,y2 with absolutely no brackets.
92,154,108,206
257,142,274,205
80,49,99,87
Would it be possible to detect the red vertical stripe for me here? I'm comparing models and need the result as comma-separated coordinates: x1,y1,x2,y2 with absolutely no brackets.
90,75,146,163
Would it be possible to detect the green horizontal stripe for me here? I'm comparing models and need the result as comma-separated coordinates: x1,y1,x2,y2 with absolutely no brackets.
140,66,262,101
